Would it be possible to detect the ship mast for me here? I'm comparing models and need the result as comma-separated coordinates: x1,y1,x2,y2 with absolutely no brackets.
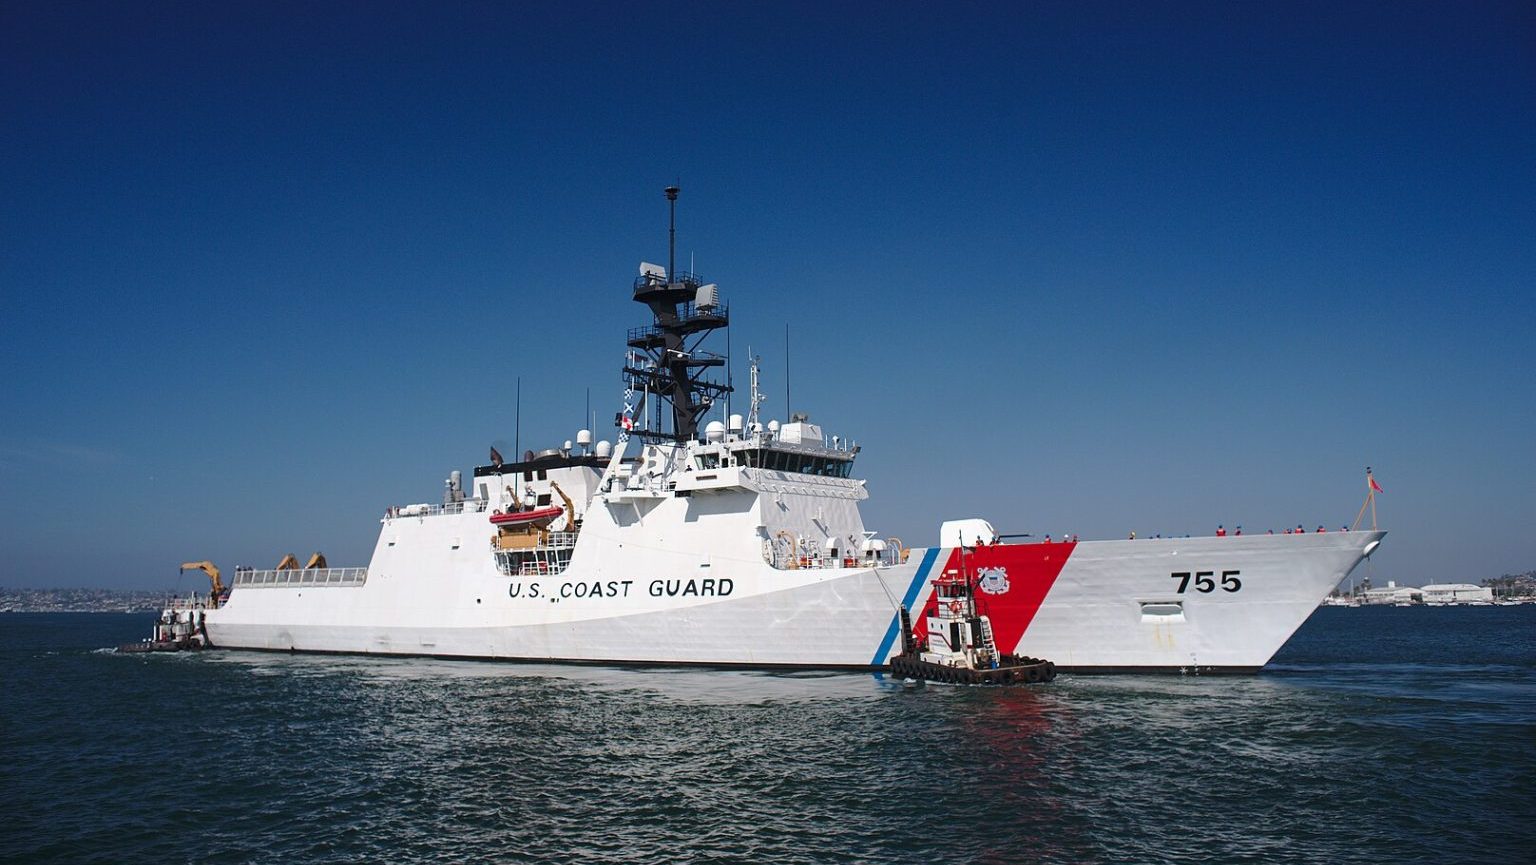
623,186,732,443
747,353,764,434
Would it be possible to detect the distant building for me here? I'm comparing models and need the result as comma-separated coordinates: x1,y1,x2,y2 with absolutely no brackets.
1360,581,1422,605
1420,584,1493,604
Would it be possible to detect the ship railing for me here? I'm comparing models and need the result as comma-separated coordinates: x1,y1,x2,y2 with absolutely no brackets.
541,531,579,550
232,567,369,588
632,270,702,292
517,558,573,576
387,500,489,519
626,301,730,343
763,541,903,571
491,531,580,554
164,593,221,611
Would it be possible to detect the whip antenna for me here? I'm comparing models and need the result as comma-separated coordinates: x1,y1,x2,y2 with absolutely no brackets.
666,185,679,279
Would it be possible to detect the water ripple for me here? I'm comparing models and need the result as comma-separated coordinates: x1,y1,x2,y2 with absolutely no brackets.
2,609,1533,864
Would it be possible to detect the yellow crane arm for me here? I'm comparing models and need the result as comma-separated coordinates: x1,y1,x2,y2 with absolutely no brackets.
179,560,226,597
304,552,328,569
275,553,300,570
550,481,577,529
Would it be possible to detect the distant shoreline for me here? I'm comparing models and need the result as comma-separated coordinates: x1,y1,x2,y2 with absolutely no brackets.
0,587,185,615
2,608,162,614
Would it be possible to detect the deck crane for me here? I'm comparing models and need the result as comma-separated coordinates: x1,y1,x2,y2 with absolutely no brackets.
179,561,227,600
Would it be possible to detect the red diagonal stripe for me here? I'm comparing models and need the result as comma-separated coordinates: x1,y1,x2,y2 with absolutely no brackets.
913,543,1074,652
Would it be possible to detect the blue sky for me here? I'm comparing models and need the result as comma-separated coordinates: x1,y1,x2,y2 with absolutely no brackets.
2,1,1532,590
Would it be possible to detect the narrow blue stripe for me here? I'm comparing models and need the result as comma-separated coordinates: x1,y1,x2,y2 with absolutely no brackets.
870,546,942,665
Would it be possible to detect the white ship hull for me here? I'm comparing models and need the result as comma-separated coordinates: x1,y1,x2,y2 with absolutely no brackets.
204,504,1381,672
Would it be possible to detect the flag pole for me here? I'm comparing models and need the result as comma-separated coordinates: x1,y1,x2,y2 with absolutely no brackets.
1351,466,1372,532
1368,467,1378,530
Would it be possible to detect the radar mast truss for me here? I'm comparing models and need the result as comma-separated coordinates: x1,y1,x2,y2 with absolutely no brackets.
620,187,732,443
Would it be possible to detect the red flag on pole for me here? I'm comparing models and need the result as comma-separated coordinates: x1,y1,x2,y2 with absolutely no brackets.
1369,476,1383,494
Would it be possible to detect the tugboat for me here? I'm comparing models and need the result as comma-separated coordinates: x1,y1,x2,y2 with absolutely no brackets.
117,600,216,653
117,560,229,653
889,543,1056,685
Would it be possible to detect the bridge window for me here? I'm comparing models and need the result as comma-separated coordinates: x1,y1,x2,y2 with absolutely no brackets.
734,447,851,477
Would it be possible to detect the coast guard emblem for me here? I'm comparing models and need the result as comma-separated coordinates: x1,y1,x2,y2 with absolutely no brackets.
977,567,1010,595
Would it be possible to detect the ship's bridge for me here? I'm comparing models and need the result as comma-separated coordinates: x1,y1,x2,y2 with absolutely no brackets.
687,419,859,479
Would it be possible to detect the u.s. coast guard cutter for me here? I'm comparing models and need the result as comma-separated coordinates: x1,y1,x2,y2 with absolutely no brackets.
164,191,1384,673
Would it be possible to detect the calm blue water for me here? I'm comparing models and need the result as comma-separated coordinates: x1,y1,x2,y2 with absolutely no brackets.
3,607,1532,864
